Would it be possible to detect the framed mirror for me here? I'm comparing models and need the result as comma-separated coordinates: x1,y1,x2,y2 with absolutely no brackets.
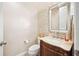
48,3,70,32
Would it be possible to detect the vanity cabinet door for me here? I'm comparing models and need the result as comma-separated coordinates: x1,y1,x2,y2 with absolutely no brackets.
41,45,63,56
40,40,71,56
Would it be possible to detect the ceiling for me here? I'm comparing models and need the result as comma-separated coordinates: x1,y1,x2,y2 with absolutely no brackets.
2,2,60,12
19,2,60,12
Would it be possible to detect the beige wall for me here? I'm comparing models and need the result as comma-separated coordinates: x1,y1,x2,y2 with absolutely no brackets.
3,3,38,55
38,8,49,34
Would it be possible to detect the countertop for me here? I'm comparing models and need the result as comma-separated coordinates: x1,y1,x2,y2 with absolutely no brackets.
38,36,73,51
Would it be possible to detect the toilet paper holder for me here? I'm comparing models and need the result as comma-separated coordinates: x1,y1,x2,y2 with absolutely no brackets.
24,40,29,44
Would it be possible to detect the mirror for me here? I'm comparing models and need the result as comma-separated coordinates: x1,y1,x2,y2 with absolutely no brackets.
49,3,70,32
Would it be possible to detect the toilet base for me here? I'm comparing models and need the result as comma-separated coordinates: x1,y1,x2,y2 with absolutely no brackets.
28,52,39,56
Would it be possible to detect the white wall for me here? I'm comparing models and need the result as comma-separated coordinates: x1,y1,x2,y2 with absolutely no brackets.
75,2,79,50
3,3,38,55
0,3,3,56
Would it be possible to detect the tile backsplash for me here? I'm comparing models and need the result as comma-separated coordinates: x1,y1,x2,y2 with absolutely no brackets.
49,32,66,39
38,31,66,39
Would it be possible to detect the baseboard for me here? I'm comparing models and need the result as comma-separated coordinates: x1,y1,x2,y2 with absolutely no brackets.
16,51,27,56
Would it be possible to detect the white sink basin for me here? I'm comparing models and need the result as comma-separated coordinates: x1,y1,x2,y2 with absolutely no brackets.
38,36,73,51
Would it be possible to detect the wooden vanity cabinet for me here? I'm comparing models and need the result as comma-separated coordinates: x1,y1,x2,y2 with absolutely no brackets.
40,40,72,56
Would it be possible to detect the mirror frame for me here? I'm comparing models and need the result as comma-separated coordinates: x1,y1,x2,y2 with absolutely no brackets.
48,2,70,33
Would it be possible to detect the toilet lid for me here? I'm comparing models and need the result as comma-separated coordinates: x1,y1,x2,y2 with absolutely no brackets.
29,44,40,51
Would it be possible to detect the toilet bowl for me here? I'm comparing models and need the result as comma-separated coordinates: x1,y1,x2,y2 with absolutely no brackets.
28,44,40,56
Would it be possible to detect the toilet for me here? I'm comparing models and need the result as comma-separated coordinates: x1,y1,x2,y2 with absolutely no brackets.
28,44,40,56
28,38,40,56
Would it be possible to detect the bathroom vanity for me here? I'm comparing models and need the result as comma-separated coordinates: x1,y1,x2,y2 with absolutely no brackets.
39,36,73,56
39,2,74,56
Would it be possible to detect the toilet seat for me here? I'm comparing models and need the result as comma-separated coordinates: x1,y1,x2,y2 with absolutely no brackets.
28,44,40,56
29,44,40,51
